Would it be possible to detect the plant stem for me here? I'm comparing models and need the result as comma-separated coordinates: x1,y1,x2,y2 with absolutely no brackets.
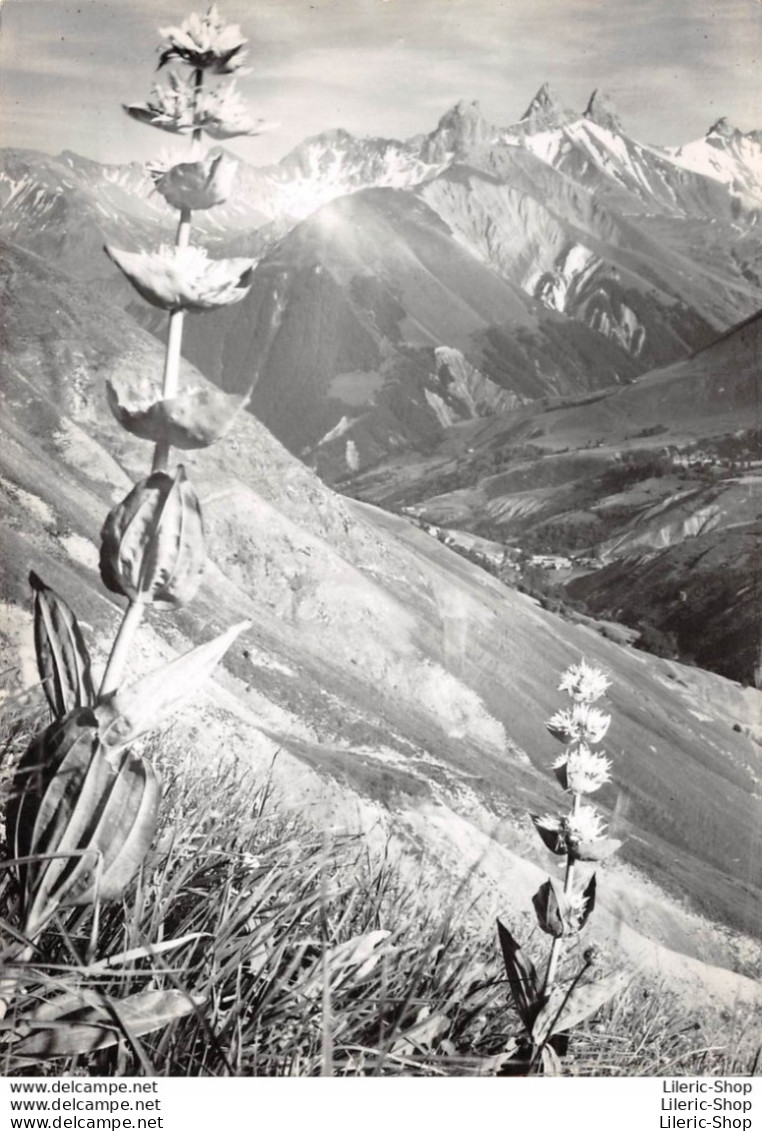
542,791,581,996
543,929,562,997
98,599,144,699
564,793,581,899
151,66,203,475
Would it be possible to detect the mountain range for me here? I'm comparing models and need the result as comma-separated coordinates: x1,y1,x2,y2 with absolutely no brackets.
2,89,762,477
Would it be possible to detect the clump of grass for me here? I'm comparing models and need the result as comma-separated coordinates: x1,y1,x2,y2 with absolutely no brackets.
568,976,762,1076
2,705,760,1077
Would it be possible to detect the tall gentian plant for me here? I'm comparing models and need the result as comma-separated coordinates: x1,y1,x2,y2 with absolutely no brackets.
0,5,267,1059
497,661,628,1074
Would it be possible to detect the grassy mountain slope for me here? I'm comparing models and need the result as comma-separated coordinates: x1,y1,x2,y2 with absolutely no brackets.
2,239,762,1008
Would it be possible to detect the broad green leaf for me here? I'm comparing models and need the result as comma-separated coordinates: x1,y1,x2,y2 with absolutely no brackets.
57,750,161,906
7,709,100,933
99,467,206,610
96,621,250,748
532,970,630,1044
531,985,566,1047
532,875,596,940
12,989,203,1059
23,722,107,935
496,918,539,1029
579,873,597,930
530,814,567,856
8,711,160,937
98,754,161,899
6,709,97,864
30,573,95,718
532,876,568,937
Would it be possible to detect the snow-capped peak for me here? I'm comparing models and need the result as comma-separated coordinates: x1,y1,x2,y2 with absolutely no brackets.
662,119,762,205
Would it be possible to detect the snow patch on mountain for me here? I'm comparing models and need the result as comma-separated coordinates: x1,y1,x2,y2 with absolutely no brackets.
589,300,646,356
345,439,360,472
425,388,457,428
317,415,357,448
520,129,568,167
527,243,598,314
567,120,662,193
523,118,684,210
276,144,442,219
433,347,523,417
663,124,762,206
416,167,709,363
0,171,38,209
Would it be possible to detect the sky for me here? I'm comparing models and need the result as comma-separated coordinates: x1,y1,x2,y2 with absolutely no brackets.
1,0,761,168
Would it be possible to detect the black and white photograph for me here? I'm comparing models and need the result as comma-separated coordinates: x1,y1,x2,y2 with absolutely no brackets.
0,0,761,1097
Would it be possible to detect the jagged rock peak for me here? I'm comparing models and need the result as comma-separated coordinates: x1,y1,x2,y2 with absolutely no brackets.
584,89,623,133
423,100,496,161
520,83,577,133
436,101,491,134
